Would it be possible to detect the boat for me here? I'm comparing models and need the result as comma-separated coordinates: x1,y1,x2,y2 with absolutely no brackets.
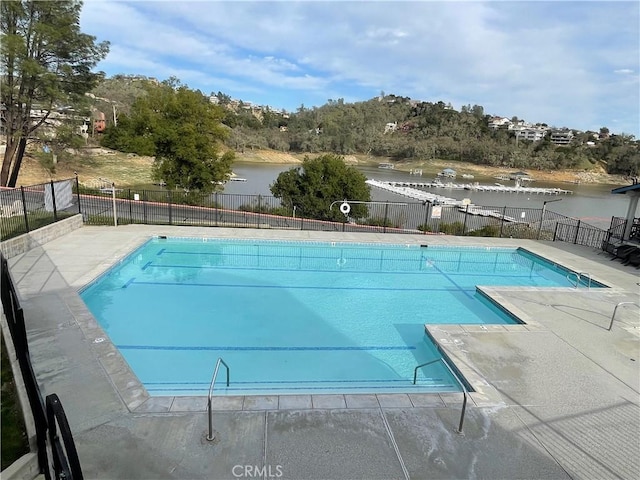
462,174,474,179
438,168,457,178
378,162,395,169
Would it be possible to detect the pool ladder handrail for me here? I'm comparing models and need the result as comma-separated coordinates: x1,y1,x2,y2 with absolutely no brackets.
608,302,640,331
413,358,467,434
207,357,230,441
567,271,592,289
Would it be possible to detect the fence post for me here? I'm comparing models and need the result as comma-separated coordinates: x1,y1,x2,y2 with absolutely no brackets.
462,204,469,235
423,202,430,234
143,191,147,224
553,222,560,241
257,195,262,229
499,206,506,238
536,205,546,240
20,186,30,233
214,192,218,226
50,180,58,221
128,189,133,223
383,201,389,233
111,183,118,227
75,173,81,215
168,191,172,225
573,220,581,244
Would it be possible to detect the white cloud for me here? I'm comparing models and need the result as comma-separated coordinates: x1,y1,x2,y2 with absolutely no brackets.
80,1,640,136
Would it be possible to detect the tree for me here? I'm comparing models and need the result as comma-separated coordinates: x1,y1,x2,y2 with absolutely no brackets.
34,117,87,175
1,0,109,186
270,154,371,221
105,81,234,193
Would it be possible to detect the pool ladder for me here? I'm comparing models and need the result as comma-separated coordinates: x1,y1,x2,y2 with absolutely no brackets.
567,271,592,289
413,358,468,434
608,302,640,331
206,357,230,441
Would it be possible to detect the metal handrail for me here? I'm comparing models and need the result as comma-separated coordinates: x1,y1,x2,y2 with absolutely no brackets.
206,357,230,441
608,302,640,331
567,271,592,289
413,358,468,434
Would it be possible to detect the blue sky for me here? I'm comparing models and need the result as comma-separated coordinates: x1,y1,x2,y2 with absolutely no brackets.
80,1,640,137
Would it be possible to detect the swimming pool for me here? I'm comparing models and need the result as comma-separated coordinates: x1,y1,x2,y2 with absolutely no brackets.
80,238,604,396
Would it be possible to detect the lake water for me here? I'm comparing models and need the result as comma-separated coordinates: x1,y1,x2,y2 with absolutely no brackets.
223,163,631,230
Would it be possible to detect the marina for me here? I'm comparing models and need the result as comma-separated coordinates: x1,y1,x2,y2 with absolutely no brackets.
219,162,628,230
381,180,573,195
366,179,530,223
366,179,461,205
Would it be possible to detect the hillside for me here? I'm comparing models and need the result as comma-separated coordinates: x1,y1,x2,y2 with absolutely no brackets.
91,77,638,178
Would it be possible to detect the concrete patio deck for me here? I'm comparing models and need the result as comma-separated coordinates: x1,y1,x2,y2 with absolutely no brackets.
3,224,639,479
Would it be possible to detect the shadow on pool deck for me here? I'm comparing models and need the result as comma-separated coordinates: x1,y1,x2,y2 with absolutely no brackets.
3,225,639,479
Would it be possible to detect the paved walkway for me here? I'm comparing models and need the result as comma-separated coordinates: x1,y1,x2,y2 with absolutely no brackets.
4,225,639,479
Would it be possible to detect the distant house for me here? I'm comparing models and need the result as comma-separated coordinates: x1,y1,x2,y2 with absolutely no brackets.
514,128,547,141
93,111,106,133
488,117,511,130
550,131,574,145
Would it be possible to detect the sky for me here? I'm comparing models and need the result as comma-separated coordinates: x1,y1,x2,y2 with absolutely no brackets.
80,0,640,137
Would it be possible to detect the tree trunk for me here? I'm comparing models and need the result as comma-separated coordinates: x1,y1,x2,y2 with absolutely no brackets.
7,137,28,187
1,139,18,187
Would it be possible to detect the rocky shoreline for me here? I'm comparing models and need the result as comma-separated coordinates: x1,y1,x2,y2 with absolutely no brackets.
14,148,630,187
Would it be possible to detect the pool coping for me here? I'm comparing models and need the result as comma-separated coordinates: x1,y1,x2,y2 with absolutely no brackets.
63,233,617,413
8,225,640,480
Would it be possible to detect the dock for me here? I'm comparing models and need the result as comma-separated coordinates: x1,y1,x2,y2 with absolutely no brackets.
366,179,461,205
382,180,572,195
366,179,525,223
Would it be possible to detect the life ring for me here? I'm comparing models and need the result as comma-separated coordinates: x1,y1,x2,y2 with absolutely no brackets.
340,202,351,215
337,257,347,266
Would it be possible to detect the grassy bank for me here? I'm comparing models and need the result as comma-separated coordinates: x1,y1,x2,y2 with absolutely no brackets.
14,147,627,188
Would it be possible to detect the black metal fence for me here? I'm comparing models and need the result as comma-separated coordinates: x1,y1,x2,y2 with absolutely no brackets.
0,177,612,250
0,178,80,240
1,253,83,479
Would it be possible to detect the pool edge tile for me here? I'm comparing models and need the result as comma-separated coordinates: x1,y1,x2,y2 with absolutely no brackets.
243,395,279,411
311,395,347,409
277,395,313,410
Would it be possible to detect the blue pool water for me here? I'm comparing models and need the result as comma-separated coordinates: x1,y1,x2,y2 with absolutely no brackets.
80,238,604,396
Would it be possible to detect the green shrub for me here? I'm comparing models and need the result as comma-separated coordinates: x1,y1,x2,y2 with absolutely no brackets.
467,225,500,237
362,217,397,228
439,221,465,235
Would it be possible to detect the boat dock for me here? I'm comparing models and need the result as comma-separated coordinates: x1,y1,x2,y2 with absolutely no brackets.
382,180,572,195
366,180,525,223
366,179,462,205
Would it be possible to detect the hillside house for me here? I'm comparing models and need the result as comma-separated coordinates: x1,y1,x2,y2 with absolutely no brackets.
488,117,511,129
514,127,548,141
550,131,574,145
